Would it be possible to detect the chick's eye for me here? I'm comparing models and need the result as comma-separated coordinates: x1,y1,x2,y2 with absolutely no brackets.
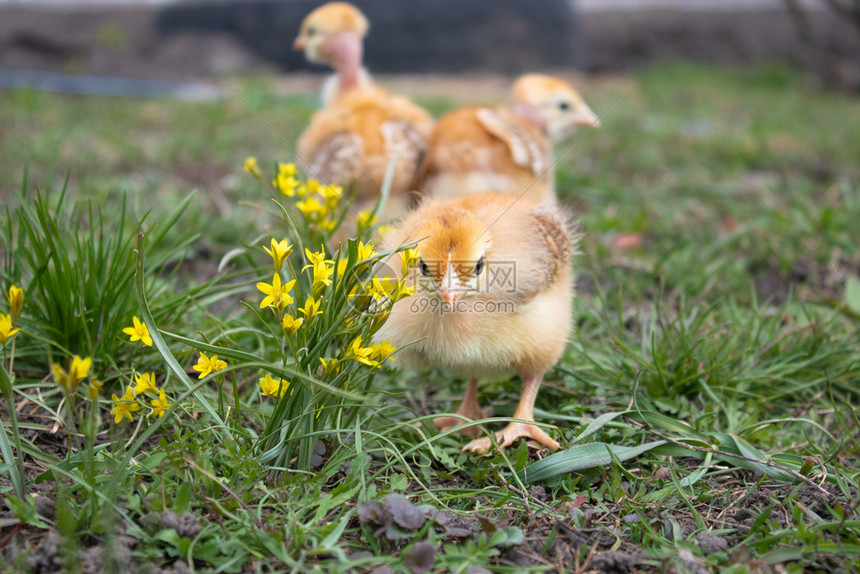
558,101,570,111
306,26,316,36
419,259,430,277
475,256,485,276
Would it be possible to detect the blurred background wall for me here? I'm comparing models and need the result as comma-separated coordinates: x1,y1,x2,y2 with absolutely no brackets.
0,0,858,89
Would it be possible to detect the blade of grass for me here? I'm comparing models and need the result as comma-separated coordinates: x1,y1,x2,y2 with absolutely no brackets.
133,232,233,442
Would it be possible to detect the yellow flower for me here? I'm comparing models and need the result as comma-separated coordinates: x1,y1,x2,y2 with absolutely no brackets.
319,217,338,233
370,341,397,363
345,335,379,367
193,352,227,379
281,314,303,334
278,162,296,177
356,210,378,234
295,196,326,219
259,373,289,398
273,163,299,196
400,247,420,275
70,355,92,383
319,357,338,376
0,313,20,345
257,273,296,311
133,372,157,396
304,249,334,291
53,355,92,393
298,296,323,322
264,239,293,271
7,285,23,321
370,310,390,333
297,178,320,199
319,183,342,210
150,388,171,418
123,316,153,347
356,241,376,263
336,258,349,279
391,278,417,302
376,276,399,300
111,385,140,424
243,157,261,179
304,248,331,269
86,379,104,400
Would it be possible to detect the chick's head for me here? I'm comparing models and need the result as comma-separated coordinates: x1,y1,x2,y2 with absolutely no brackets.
413,207,491,306
293,2,369,65
512,74,600,142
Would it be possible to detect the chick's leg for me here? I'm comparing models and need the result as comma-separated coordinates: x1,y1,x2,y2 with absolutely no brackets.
463,375,560,454
434,378,491,437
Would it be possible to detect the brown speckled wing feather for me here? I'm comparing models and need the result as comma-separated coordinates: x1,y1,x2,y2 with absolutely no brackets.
531,213,572,284
509,213,572,304
305,131,364,186
381,119,427,176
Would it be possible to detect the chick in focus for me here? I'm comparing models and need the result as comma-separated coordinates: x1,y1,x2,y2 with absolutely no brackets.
376,191,576,454
416,74,599,204
294,2,434,220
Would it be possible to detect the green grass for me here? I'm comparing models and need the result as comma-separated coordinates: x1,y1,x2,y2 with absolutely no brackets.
1,61,859,573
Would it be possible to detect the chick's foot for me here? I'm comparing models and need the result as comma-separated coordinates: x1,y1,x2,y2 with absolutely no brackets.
433,405,493,437
462,422,560,454
433,378,491,436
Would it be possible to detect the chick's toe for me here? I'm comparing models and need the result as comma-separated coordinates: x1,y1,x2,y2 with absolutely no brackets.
463,422,560,455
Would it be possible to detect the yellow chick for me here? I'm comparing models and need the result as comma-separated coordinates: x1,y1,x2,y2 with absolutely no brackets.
376,191,576,454
416,74,599,205
294,2,434,220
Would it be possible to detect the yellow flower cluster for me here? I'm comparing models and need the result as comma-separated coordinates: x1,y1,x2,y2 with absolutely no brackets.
344,335,396,368
259,373,290,399
193,352,228,379
271,162,300,196
356,209,378,236
304,248,334,294
352,273,415,306
268,162,344,233
110,373,172,423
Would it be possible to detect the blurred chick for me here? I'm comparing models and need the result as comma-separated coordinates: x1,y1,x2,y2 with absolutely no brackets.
376,191,576,454
294,2,433,220
416,74,599,204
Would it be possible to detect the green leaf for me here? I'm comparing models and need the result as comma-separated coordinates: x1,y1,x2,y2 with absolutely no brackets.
173,482,192,515
490,526,524,548
390,473,409,491
570,411,628,445
155,529,183,547
519,441,667,482
4,494,50,529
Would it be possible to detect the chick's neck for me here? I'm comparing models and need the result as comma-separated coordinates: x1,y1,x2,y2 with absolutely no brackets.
326,31,364,94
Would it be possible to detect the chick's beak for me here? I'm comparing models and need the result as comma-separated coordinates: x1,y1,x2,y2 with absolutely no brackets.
573,106,601,128
293,35,306,51
441,289,460,306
